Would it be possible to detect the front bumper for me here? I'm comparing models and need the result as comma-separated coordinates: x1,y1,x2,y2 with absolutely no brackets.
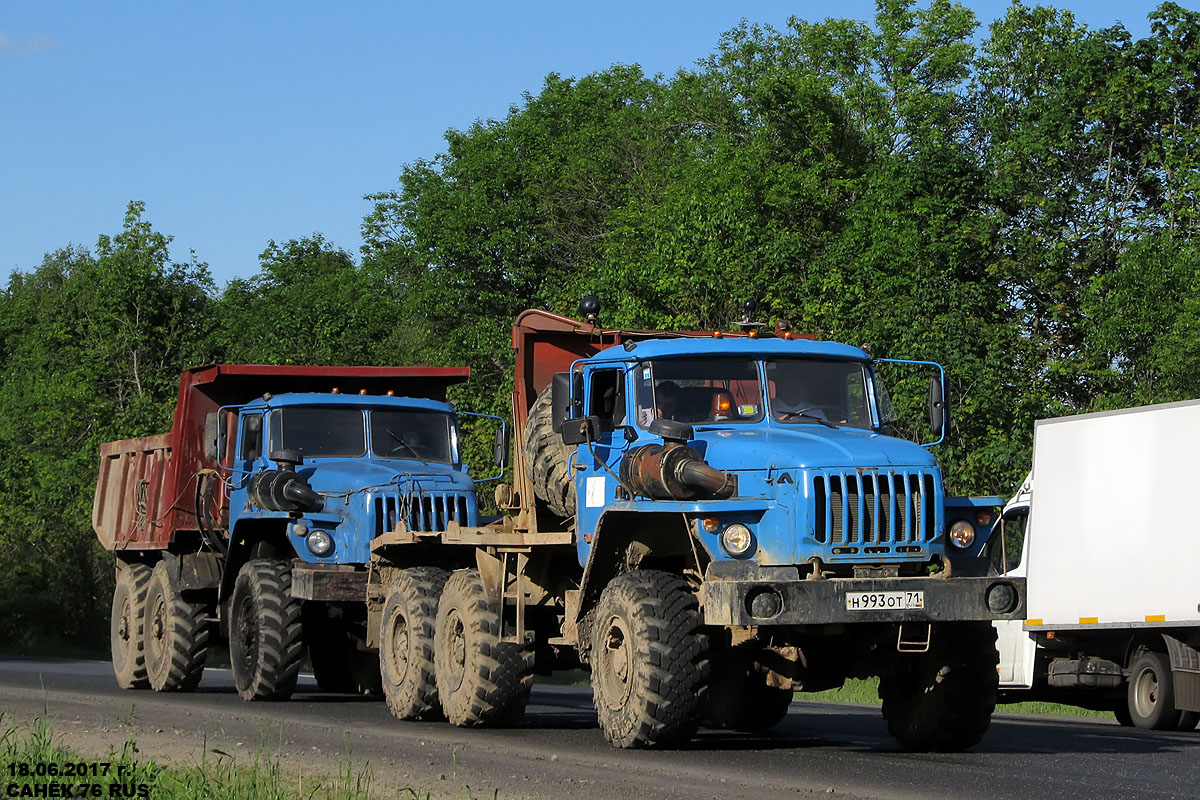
701,563,1025,626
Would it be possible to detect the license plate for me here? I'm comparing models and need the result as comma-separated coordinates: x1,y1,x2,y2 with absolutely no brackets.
845,591,924,611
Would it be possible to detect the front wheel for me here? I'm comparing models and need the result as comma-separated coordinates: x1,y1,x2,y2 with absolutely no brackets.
590,570,709,748
878,622,998,752
381,567,448,720
143,561,208,692
434,569,533,727
229,560,303,701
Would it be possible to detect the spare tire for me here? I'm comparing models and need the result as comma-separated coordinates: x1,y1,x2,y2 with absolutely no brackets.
522,384,576,518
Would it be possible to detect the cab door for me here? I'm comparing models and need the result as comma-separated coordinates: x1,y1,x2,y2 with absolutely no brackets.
990,502,1037,688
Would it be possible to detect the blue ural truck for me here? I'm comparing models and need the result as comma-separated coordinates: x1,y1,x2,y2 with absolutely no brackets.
368,303,1025,751
94,364,483,701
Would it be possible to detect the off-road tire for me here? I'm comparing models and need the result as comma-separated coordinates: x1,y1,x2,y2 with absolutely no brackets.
111,563,153,689
143,560,208,692
590,570,709,748
879,622,998,752
434,569,533,727
523,384,576,518
381,567,449,720
229,559,303,701
705,645,793,732
1127,650,1189,731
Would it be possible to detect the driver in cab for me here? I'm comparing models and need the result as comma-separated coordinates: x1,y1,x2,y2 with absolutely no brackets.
770,374,843,425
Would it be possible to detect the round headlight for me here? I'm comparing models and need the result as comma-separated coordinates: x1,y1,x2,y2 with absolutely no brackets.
306,529,334,557
720,524,755,557
948,520,976,550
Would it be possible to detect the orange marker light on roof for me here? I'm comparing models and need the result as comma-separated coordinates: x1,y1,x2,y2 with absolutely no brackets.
332,387,340,394
359,389,367,395
748,329,758,339
713,331,723,338
386,390,395,396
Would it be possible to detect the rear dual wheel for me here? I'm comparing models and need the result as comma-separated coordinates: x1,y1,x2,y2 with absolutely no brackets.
143,561,209,692
1127,650,1199,731
380,567,449,720
111,563,153,689
434,569,534,727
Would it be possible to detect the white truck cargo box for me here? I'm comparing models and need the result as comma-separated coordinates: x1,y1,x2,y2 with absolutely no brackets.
1026,399,1200,629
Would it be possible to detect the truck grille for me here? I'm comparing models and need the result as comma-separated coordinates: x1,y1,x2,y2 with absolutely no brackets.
811,469,938,546
372,491,471,536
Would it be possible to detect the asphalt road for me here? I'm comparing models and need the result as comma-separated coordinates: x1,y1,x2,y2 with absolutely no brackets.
2,657,1198,800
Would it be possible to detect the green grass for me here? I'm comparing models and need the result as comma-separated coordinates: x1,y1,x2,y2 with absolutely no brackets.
0,713,491,800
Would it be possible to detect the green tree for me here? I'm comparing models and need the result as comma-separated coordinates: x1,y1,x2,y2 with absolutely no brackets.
0,202,214,649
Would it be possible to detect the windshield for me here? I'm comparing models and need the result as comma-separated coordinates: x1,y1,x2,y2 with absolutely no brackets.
635,359,763,426
766,359,874,429
270,407,366,458
369,409,456,464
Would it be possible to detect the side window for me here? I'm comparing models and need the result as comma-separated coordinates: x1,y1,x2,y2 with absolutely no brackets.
589,369,625,432
988,509,1028,574
241,414,263,462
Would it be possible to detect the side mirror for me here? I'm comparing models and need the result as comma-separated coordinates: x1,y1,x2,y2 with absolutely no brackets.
493,424,509,468
551,371,584,435
561,415,601,445
204,412,223,461
929,377,949,437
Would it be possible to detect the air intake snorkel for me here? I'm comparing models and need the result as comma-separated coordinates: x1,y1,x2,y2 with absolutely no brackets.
618,420,737,501
246,449,324,512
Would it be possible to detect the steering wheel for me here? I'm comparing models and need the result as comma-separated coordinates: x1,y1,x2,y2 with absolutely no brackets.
781,405,848,422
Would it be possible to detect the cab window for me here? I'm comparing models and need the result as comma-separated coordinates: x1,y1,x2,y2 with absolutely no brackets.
988,509,1028,574
240,414,263,461
589,369,625,432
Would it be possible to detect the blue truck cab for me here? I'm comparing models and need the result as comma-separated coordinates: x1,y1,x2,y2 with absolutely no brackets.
557,335,1015,623
226,392,479,567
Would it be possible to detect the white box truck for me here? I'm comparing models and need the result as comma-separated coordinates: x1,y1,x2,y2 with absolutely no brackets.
991,400,1200,730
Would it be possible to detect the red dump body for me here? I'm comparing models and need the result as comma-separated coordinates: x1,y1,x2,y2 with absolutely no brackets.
92,364,470,552
509,310,754,518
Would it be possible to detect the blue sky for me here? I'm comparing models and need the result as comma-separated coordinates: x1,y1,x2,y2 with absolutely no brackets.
1,1,1169,286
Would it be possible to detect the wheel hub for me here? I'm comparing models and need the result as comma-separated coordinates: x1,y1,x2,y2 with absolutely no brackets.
442,609,467,692
388,611,410,682
1134,666,1160,717
598,615,634,711
117,597,131,642
237,596,258,671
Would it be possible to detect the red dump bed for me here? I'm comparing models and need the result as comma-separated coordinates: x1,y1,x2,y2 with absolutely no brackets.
93,364,470,551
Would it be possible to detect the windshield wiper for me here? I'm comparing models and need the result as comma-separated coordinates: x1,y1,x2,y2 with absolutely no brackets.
780,412,839,429
385,428,428,464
